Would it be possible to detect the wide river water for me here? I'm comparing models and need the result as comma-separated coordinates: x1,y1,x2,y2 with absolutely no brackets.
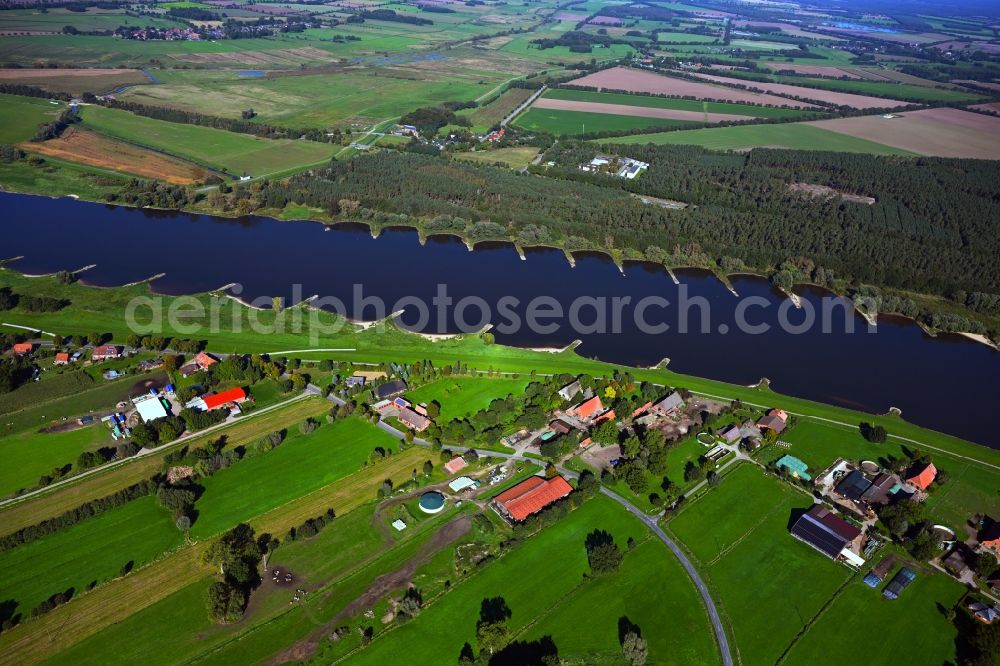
2,192,998,447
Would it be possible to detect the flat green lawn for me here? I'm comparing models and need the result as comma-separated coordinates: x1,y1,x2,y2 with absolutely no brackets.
404,376,530,421
189,417,399,539
516,107,698,135
0,93,64,144
0,496,181,614
783,568,963,665
79,105,334,177
351,494,715,664
606,123,915,154
545,87,813,118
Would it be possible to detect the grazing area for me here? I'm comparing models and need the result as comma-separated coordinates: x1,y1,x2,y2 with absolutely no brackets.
516,106,699,135
532,97,762,123
403,376,531,421
453,146,540,169
0,93,64,144
0,68,151,96
808,108,1000,159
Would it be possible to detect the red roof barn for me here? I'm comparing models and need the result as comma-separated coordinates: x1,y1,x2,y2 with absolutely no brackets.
12,342,34,355
568,396,604,421
202,387,247,411
906,462,937,491
492,475,573,523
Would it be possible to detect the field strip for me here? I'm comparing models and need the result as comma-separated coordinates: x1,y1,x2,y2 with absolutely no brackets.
0,448,427,664
532,97,760,122
705,495,799,567
773,573,856,665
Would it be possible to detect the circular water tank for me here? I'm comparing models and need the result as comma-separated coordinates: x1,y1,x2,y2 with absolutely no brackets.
419,491,446,514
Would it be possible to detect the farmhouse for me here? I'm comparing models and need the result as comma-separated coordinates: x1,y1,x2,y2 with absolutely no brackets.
398,407,430,432
979,521,1000,554
968,601,1000,625
194,351,218,370
345,375,366,388
372,399,393,412
444,456,468,475
756,413,787,434
651,392,684,417
568,396,604,421
719,424,742,444
860,472,897,505
178,363,201,377
492,475,573,523
906,462,937,490
790,505,864,566
54,351,72,365
12,342,35,355
375,379,408,400
835,470,872,501
558,379,583,402
91,345,121,361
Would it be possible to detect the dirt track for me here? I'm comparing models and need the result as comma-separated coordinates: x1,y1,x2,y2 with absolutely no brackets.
532,97,759,122
567,67,819,109
808,108,1000,158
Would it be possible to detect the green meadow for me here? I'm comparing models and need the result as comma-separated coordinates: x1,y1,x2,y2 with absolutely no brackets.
0,93,63,144
516,107,698,135
80,105,334,176
606,122,914,154
404,376,530,421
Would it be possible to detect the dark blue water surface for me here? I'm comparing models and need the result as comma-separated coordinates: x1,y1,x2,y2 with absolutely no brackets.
2,192,997,447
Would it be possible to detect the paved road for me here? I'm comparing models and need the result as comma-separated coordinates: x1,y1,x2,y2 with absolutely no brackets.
500,84,547,128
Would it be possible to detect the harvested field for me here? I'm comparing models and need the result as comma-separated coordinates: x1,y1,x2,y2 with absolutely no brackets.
169,46,335,66
0,68,149,95
932,41,1000,54
970,102,1000,113
532,96,759,122
22,128,207,184
690,72,910,109
567,67,819,109
763,63,861,78
808,108,1000,159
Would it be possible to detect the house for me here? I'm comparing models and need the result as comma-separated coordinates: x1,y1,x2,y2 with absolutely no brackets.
631,401,652,418
190,387,247,412
492,475,573,523
178,363,201,378
594,409,616,424
345,376,366,388
372,399,393,412
776,455,812,481
906,462,937,491
719,424,742,444
790,505,864,564
835,470,872,501
374,379,407,400
194,351,218,370
91,345,121,361
568,396,604,421
558,380,582,402
757,413,787,434
393,397,411,410
12,342,35,356
968,601,1000,625
398,407,430,432
943,549,971,577
549,419,573,435
444,456,467,475
650,392,684,417
979,521,1000,554
860,473,897,505
448,476,478,493
768,408,788,422
883,567,916,600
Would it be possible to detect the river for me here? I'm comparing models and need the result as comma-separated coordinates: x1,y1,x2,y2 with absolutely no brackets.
2,192,997,447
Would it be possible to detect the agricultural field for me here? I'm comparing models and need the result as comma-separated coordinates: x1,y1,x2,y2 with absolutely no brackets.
689,72,910,109
0,68,151,96
567,67,821,109
79,105,335,176
543,87,815,118
808,108,1000,159
606,122,914,154
0,8,179,33
0,93,64,144
25,128,208,184
403,376,531,421
516,107,699,135
751,71,986,103
459,87,535,131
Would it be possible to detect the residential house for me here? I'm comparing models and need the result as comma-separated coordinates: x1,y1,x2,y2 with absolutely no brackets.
444,456,467,475
374,379,408,400
12,342,35,356
91,345,121,361
594,409,616,424
757,413,787,434
906,462,937,491
194,351,218,370
719,424,742,444
979,521,1000,554
345,375,366,388
53,351,71,365
967,601,1000,625
178,363,201,377
631,401,652,418
492,475,573,523
398,407,430,432
790,505,864,565
568,396,604,421
558,380,582,402
650,392,684,417
943,549,971,577
835,470,872,502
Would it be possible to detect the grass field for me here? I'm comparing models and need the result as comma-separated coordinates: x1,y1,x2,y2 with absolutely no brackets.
605,122,915,154
351,495,716,664
0,93,63,144
0,496,181,614
771,74,986,103
80,105,334,176
543,87,814,118
404,376,531,421
461,87,535,132
516,107,699,135
453,146,540,170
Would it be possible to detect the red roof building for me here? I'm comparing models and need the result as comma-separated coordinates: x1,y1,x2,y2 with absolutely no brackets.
981,523,1000,554
201,387,247,411
569,396,604,421
194,352,218,370
444,456,468,475
492,475,573,523
631,402,652,418
906,462,937,491
12,342,34,355
594,409,616,424
91,345,121,361
54,351,71,365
